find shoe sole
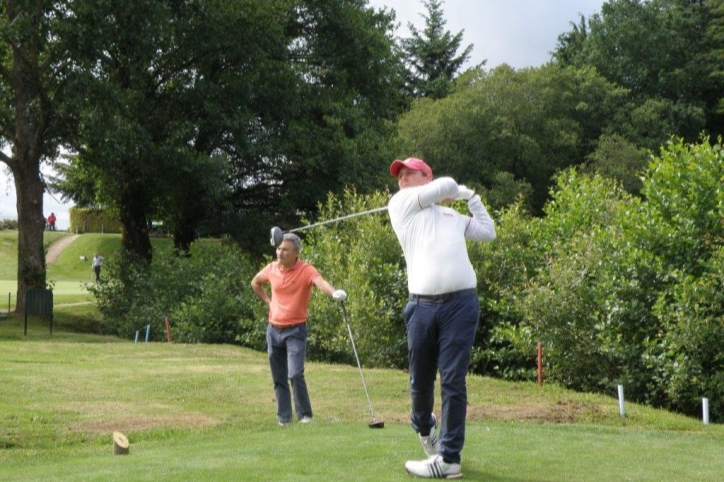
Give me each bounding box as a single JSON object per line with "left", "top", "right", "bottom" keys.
{"left": 405, "top": 468, "right": 463, "bottom": 479}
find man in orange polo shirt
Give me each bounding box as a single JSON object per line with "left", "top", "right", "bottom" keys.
{"left": 251, "top": 232, "right": 347, "bottom": 426}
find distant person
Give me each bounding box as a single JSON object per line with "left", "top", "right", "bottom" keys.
{"left": 250, "top": 233, "right": 347, "bottom": 426}
{"left": 91, "top": 252, "right": 105, "bottom": 283}
{"left": 47, "top": 212, "right": 56, "bottom": 231}
{"left": 387, "top": 157, "right": 496, "bottom": 479}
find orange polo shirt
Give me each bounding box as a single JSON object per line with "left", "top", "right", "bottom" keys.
{"left": 258, "top": 260, "right": 321, "bottom": 327}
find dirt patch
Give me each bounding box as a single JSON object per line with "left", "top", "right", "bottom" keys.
{"left": 467, "top": 400, "right": 599, "bottom": 423}
{"left": 68, "top": 412, "right": 219, "bottom": 433}
{"left": 64, "top": 401, "right": 220, "bottom": 433}
{"left": 340, "top": 401, "right": 599, "bottom": 426}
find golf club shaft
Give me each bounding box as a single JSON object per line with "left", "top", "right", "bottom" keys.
{"left": 288, "top": 206, "right": 388, "bottom": 234}
{"left": 341, "top": 302, "right": 377, "bottom": 419}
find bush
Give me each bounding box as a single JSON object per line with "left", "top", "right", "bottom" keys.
{"left": 91, "top": 241, "right": 260, "bottom": 346}
{"left": 468, "top": 202, "right": 542, "bottom": 380}
{"left": 649, "top": 248, "right": 724, "bottom": 422}
{"left": 302, "top": 189, "right": 408, "bottom": 367}
{"left": 512, "top": 170, "right": 662, "bottom": 398}
{"left": 639, "top": 137, "right": 724, "bottom": 419}
{"left": 69, "top": 207, "right": 123, "bottom": 233}
{"left": 1, "top": 218, "right": 18, "bottom": 230}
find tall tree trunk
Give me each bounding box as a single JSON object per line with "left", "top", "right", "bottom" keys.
{"left": 172, "top": 211, "right": 199, "bottom": 255}
{"left": 13, "top": 162, "right": 47, "bottom": 313}
{"left": 119, "top": 183, "right": 153, "bottom": 264}
{"left": 5, "top": 6, "right": 52, "bottom": 313}
{"left": 172, "top": 225, "right": 196, "bottom": 255}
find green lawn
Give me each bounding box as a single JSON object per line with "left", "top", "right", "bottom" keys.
{"left": 0, "top": 323, "right": 722, "bottom": 481}
{"left": 1, "top": 229, "right": 723, "bottom": 481}
{"left": 0, "top": 230, "right": 72, "bottom": 279}
{"left": 1, "top": 231, "right": 172, "bottom": 308}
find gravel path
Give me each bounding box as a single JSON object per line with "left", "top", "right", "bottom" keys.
{"left": 46, "top": 234, "right": 80, "bottom": 264}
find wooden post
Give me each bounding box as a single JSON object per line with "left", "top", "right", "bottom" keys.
{"left": 164, "top": 317, "right": 172, "bottom": 343}
{"left": 537, "top": 343, "right": 543, "bottom": 386}
{"left": 113, "top": 431, "right": 129, "bottom": 455}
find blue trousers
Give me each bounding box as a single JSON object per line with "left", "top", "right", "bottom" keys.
{"left": 404, "top": 291, "right": 479, "bottom": 464}
{"left": 267, "top": 323, "right": 312, "bottom": 423}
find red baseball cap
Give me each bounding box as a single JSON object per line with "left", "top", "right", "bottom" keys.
{"left": 389, "top": 158, "right": 433, "bottom": 179}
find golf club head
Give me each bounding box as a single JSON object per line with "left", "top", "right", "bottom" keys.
{"left": 368, "top": 420, "right": 384, "bottom": 429}
{"left": 270, "top": 226, "right": 284, "bottom": 247}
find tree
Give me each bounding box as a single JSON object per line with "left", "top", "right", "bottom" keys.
{"left": 0, "top": 0, "right": 76, "bottom": 311}
{"left": 553, "top": 13, "right": 588, "bottom": 65}
{"left": 54, "top": 0, "right": 406, "bottom": 255}
{"left": 400, "top": 0, "right": 474, "bottom": 99}
{"left": 232, "top": 0, "right": 407, "bottom": 247}
{"left": 59, "top": 0, "right": 297, "bottom": 260}
{"left": 553, "top": 0, "right": 724, "bottom": 137}
{"left": 394, "top": 64, "right": 629, "bottom": 213}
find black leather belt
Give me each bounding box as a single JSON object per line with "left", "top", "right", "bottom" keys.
{"left": 409, "top": 288, "right": 477, "bottom": 303}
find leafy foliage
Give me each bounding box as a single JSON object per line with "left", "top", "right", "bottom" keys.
{"left": 554, "top": 0, "right": 723, "bottom": 137}
{"left": 69, "top": 207, "right": 123, "bottom": 234}
{"left": 400, "top": 0, "right": 474, "bottom": 99}
{"left": 640, "top": 136, "right": 724, "bottom": 275}
{"left": 300, "top": 189, "right": 408, "bottom": 367}
{"left": 650, "top": 248, "right": 724, "bottom": 418}
{"left": 493, "top": 138, "right": 724, "bottom": 419}
{"left": 91, "top": 241, "right": 260, "bottom": 346}
{"left": 395, "top": 64, "right": 628, "bottom": 213}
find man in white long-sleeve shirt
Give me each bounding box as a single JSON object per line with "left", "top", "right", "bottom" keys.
{"left": 388, "top": 157, "right": 496, "bottom": 479}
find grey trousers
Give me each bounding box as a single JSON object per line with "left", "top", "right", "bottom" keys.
{"left": 267, "top": 323, "right": 312, "bottom": 423}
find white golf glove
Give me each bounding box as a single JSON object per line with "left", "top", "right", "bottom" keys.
{"left": 332, "top": 289, "right": 347, "bottom": 301}
{"left": 456, "top": 185, "right": 475, "bottom": 201}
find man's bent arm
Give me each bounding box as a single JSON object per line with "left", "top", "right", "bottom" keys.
{"left": 251, "top": 273, "right": 271, "bottom": 306}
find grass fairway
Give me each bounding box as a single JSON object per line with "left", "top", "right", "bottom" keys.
{"left": 0, "top": 230, "right": 73, "bottom": 280}
{"left": 2, "top": 230, "right": 723, "bottom": 480}
{"left": 1, "top": 324, "right": 723, "bottom": 481}
{"left": 1, "top": 231, "right": 172, "bottom": 308}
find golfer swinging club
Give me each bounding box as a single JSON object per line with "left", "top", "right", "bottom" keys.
{"left": 251, "top": 233, "right": 347, "bottom": 426}
{"left": 388, "top": 158, "right": 496, "bottom": 479}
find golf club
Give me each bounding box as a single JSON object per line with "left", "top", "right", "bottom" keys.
{"left": 340, "top": 301, "right": 384, "bottom": 429}
{"left": 269, "top": 206, "right": 388, "bottom": 247}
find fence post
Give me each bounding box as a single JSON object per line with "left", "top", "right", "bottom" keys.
{"left": 164, "top": 317, "right": 172, "bottom": 343}
{"left": 617, "top": 385, "right": 626, "bottom": 417}
{"left": 537, "top": 343, "right": 543, "bottom": 386}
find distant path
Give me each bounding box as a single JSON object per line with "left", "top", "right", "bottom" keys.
{"left": 55, "top": 301, "right": 94, "bottom": 307}
{"left": 46, "top": 234, "right": 80, "bottom": 264}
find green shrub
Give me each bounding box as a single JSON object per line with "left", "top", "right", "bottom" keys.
{"left": 649, "top": 248, "right": 724, "bottom": 422}
{"left": 513, "top": 170, "right": 662, "bottom": 398}
{"left": 69, "top": 207, "right": 123, "bottom": 233}
{"left": 91, "top": 241, "right": 260, "bottom": 345}
{"left": 468, "top": 202, "right": 542, "bottom": 380}
{"left": 1, "top": 218, "right": 18, "bottom": 230}
{"left": 639, "top": 137, "right": 724, "bottom": 419}
{"left": 302, "top": 189, "right": 408, "bottom": 367}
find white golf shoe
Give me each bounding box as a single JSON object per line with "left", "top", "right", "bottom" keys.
{"left": 419, "top": 413, "right": 441, "bottom": 457}
{"left": 405, "top": 454, "right": 462, "bottom": 479}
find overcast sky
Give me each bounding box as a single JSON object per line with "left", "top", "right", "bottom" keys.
{"left": 0, "top": 0, "right": 606, "bottom": 230}
{"left": 369, "top": 0, "right": 606, "bottom": 69}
